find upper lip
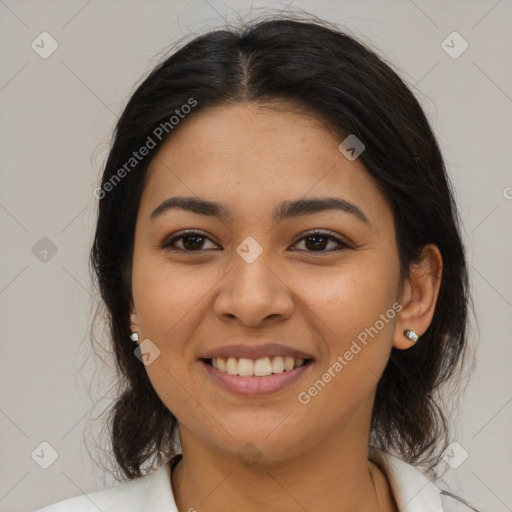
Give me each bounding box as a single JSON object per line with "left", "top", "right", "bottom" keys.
{"left": 200, "top": 343, "right": 315, "bottom": 361}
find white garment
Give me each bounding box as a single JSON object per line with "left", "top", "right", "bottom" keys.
{"left": 34, "top": 450, "right": 476, "bottom": 511}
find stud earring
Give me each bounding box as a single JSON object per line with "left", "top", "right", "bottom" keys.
{"left": 403, "top": 329, "right": 419, "bottom": 343}
{"left": 130, "top": 331, "right": 139, "bottom": 342}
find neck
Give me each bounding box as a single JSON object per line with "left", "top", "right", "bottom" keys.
{"left": 171, "top": 421, "right": 396, "bottom": 512}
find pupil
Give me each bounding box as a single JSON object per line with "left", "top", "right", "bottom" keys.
{"left": 184, "top": 235, "right": 204, "bottom": 250}
{"left": 306, "top": 235, "right": 327, "bottom": 251}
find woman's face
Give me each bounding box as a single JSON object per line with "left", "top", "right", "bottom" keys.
{"left": 130, "top": 102, "right": 405, "bottom": 461}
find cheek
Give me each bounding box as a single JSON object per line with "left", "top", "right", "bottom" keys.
{"left": 291, "top": 273, "right": 398, "bottom": 435}
{"left": 131, "top": 248, "right": 214, "bottom": 341}
{"left": 130, "top": 275, "right": 204, "bottom": 427}
{"left": 130, "top": 254, "right": 222, "bottom": 407}
{"left": 297, "top": 255, "right": 399, "bottom": 345}
{"left": 292, "top": 254, "right": 400, "bottom": 405}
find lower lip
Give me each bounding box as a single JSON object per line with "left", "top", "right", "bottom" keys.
{"left": 200, "top": 360, "right": 314, "bottom": 397}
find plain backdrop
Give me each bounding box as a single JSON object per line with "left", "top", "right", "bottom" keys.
{"left": 1, "top": 1, "right": 511, "bottom": 511}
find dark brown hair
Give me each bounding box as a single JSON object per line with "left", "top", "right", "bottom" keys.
{"left": 89, "top": 11, "right": 474, "bottom": 489}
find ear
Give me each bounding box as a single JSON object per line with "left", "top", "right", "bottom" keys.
{"left": 129, "top": 300, "right": 139, "bottom": 331}
{"left": 394, "top": 244, "right": 443, "bottom": 349}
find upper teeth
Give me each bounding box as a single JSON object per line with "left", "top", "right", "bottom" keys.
{"left": 210, "top": 356, "right": 307, "bottom": 377}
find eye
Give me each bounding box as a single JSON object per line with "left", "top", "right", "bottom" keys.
{"left": 291, "top": 230, "right": 351, "bottom": 253}
{"left": 160, "top": 230, "right": 219, "bottom": 252}
{"left": 160, "top": 229, "right": 350, "bottom": 253}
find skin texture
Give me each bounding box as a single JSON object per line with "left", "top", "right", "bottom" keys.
{"left": 129, "top": 102, "right": 442, "bottom": 512}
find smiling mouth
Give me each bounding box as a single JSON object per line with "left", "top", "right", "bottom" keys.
{"left": 201, "top": 356, "right": 314, "bottom": 377}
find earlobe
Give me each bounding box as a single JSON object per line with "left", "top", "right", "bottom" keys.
{"left": 129, "top": 310, "right": 140, "bottom": 343}
{"left": 130, "top": 303, "right": 140, "bottom": 330}
{"left": 393, "top": 244, "right": 443, "bottom": 350}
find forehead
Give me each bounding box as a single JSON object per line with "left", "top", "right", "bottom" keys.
{"left": 139, "top": 102, "right": 392, "bottom": 227}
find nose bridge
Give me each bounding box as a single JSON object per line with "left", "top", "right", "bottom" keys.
{"left": 231, "top": 236, "right": 279, "bottom": 293}
{"left": 214, "top": 235, "right": 293, "bottom": 324}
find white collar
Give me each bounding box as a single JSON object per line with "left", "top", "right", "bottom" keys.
{"left": 149, "top": 449, "right": 445, "bottom": 512}
{"left": 369, "top": 448, "right": 444, "bottom": 511}
{"left": 39, "top": 449, "right": 455, "bottom": 511}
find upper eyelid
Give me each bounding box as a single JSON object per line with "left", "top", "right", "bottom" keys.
{"left": 162, "top": 229, "right": 219, "bottom": 248}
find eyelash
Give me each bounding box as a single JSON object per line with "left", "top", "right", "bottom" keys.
{"left": 159, "top": 229, "right": 352, "bottom": 254}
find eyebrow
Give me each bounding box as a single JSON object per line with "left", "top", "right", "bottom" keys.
{"left": 150, "top": 196, "right": 370, "bottom": 225}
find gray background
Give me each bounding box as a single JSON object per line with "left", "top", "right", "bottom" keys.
{"left": 1, "top": 1, "right": 511, "bottom": 511}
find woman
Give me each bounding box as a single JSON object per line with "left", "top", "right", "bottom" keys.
{"left": 36, "top": 12, "right": 478, "bottom": 512}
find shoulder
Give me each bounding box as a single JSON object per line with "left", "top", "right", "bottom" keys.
{"left": 369, "top": 448, "right": 478, "bottom": 512}
{"left": 33, "top": 462, "right": 177, "bottom": 512}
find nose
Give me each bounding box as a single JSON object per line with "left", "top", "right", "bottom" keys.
{"left": 212, "top": 250, "right": 295, "bottom": 328}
